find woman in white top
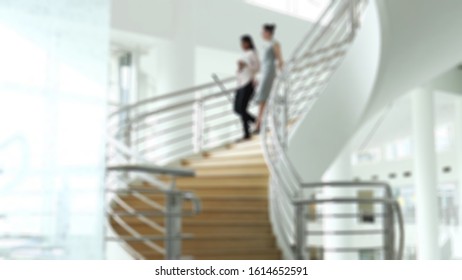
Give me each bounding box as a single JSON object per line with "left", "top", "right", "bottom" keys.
{"left": 234, "top": 35, "right": 260, "bottom": 141}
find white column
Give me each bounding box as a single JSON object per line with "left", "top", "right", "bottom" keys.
{"left": 322, "top": 144, "right": 356, "bottom": 260}
{"left": 411, "top": 88, "right": 440, "bottom": 259}
{"left": 157, "top": 0, "right": 196, "bottom": 93}
{"left": 455, "top": 97, "right": 462, "bottom": 239}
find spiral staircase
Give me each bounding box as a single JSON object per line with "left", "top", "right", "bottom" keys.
{"left": 105, "top": 0, "right": 405, "bottom": 260}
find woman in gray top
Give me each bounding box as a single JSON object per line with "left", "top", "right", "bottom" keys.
{"left": 254, "top": 24, "right": 284, "bottom": 133}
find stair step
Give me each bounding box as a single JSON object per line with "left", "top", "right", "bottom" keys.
{"left": 154, "top": 175, "right": 269, "bottom": 187}
{"left": 175, "top": 176, "right": 269, "bottom": 187}
{"left": 127, "top": 237, "right": 276, "bottom": 252}
{"left": 116, "top": 196, "right": 268, "bottom": 210}
{"left": 196, "top": 167, "right": 268, "bottom": 177}
{"left": 140, "top": 249, "right": 281, "bottom": 260}
{"left": 206, "top": 149, "right": 263, "bottom": 159}
{"left": 185, "top": 210, "right": 269, "bottom": 222}
{"left": 114, "top": 203, "right": 268, "bottom": 213}
{"left": 128, "top": 186, "right": 268, "bottom": 197}
{"left": 180, "top": 187, "right": 268, "bottom": 197}
{"left": 108, "top": 133, "right": 281, "bottom": 259}
{"left": 112, "top": 222, "right": 273, "bottom": 237}
{"left": 186, "top": 157, "right": 266, "bottom": 168}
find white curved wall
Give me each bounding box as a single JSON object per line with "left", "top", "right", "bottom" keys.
{"left": 288, "top": 2, "right": 382, "bottom": 182}
{"left": 364, "top": 0, "right": 462, "bottom": 119}
{"left": 289, "top": 0, "right": 462, "bottom": 182}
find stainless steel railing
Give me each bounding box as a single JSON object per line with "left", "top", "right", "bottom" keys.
{"left": 105, "top": 69, "right": 257, "bottom": 259}
{"left": 105, "top": 0, "right": 404, "bottom": 260}
{"left": 107, "top": 75, "right": 254, "bottom": 165}
{"left": 261, "top": 0, "right": 405, "bottom": 259}
{"left": 105, "top": 137, "right": 201, "bottom": 260}
{"left": 294, "top": 182, "right": 404, "bottom": 260}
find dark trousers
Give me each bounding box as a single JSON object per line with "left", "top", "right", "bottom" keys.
{"left": 234, "top": 82, "right": 256, "bottom": 139}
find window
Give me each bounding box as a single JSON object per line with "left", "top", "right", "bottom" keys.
{"left": 385, "top": 138, "right": 411, "bottom": 161}
{"left": 352, "top": 148, "right": 382, "bottom": 165}
{"left": 435, "top": 125, "right": 452, "bottom": 152}
{"left": 246, "top": 0, "right": 332, "bottom": 22}
{"left": 396, "top": 138, "right": 411, "bottom": 159}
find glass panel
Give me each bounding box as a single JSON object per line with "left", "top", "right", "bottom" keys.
{"left": 0, "top": 0, "right": 109, "bottom": 259}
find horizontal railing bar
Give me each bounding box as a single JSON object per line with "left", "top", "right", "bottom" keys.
{"left": 306, "top": 229, "right": 386, "bottom": 236}
{"left": 111, "top": 213, "right": 166, "bottom": 255}
{"left": 301, "top": 181, "right": 391, "bottom": 190}
{"left": 106, "top": 235, "right": 193, "bottom": 242}
{"left": 107, "top": 164, "right": 195, "bottom": 177}
{"left": 203, "top": 98, "right": 232, "bottom": 111}
{"left": 203, "top": 128, "right": 242, "bottom": 144}
{"left": 154, "top": 148, "right": 195, "bottom": 166}
{"left": 292, "top": 50, "right": 346, "bottom": 72}
{"left": 307, "top": 213, "right": 387, "bottom": 219}
{"left": 135, "top": 116, "right": 194, "bottom": 135}
{"left": 142, "top": 141, "right": 193, "bottom": 159}
{"left": 131, "top": 191, "right": 165, "bottom": 212}
{"left": 134, "top": 123, "right": 193, "bottom": 145}
{"left": 110, "top": 76, "right": 236, "bottom": 117}
{"left": 108, "top": 210, "right": 197, "bottom": 217}
{"left": 294, "top": 198, "right": 395, "bottom": 206}
{"left": 137, "top": 130, "right": 193, "bottom": 151}
{"left": 106, "top": 188, "right": 183, "bottom": 195}
{"left": 133, "top": 106, "right": 194, "bottom": 127}
{"left": 204, "top": 118, "right": 241, "bottom": 134}
{"left": 310, "top": 246, "right": 385, "bottom": 253}
{"left": 290, "top": 0, "right": 339, "bottom": 59}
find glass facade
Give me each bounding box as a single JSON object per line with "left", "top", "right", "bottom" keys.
{"left": 0, "top": 0, "right": 109, "bottom": 259}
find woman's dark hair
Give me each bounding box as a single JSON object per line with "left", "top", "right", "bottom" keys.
{"left": 241, "top": 35, "right": 256, "bottom": 50}
{"left": 263, "top": 23, "right": 276, "bottom": 34}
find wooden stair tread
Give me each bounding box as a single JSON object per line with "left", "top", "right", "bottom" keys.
{"left": 109, "top": 133, "right": 281, "bottom": 260}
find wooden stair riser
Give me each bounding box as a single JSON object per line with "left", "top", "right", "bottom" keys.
{"left": 112, "top": 223, "right": 274, "bottom": 236}
{"left": 126, "top": 238, "right": 277, "bottom": 253}
{"left": 114, "top": 199, "right": 268, "bottom": 211}
{"left": 109, "top": 137, "right": 281, "bottom": 260}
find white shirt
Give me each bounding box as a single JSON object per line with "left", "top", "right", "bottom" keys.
{"left": 237, "top": 50, "right": 260, "bottom": 88}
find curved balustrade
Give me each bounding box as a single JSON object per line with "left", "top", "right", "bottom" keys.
{"left": 107, "top": 76, "right": 253, "bottom": 165}
{"left": 261, "top": 0, "right": 405, "bottom": 260}
{"left": 105, "top": 0, "right": 404, "bottom": 260}
{"left": 105, "top": 70, "right": 258, "bottom": 259}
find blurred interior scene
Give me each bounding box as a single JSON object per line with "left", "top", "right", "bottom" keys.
{"left": 0, "top": 0, "right": 462, "bottom": 260}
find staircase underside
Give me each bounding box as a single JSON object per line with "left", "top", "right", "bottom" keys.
{"left": 110, "top": 137, "right": 282, "bottom": 260}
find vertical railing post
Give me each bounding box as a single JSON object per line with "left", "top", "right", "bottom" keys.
{"left": 295, "top": 203, "right": 307, "bottom": 260}
{"left": 350, "top": 0, "right": 358, "bottom": 37}
{"left": 388, "top": 202, "right": 396, "bottom": 259}
{"left": 165, "top": 177, "right": 183, "bottom": 260}
{"left": 382, "top": 201, "right": 390, "bottom": 259}
{"left": 194, "top": 100, "right": 204, "bottom": 153}
{"left": 382, "top": 201, "right": 395, "bottom": 260}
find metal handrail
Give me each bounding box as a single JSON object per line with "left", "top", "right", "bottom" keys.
{"left": 107, "top": 164, "right": 195, "bottom": 178}
{"left": 105, "top": 0, "right": 404, "bottom": 260}
{"left": 293, "top": 192, "right": 404, "bottom": 260}
{"left": 105, "top": 137, "right": 201, "bottom": 259}
{"left": 260, "top": 0, "right": 405, "bottom": 260}
{"left": 109, "top": 76, "right": 236, "bottom": 117}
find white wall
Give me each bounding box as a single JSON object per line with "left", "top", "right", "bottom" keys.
{"left": 288, "top": 1, "right": 382, "bottom": 182}
{"left": 111, "top": 0, "right": 314, "bottom": 95}
{"left": 364, "top": 0, "right": 462, "bottom": 118}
